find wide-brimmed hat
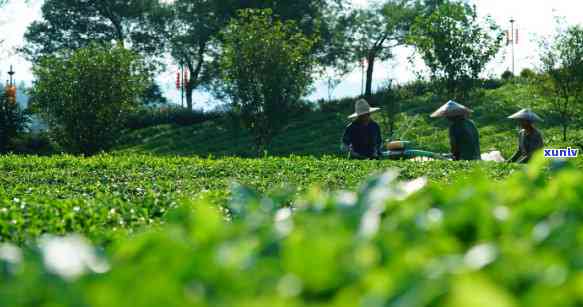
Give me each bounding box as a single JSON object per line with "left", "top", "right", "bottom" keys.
{"left": 430, "top": 100, "right": 472, "bottom": 118}
{"left": 508, "top": 108, "right": 543, "bottom": 122}
{"left": 348, "top": 99, "right": 381, "bottom": 119}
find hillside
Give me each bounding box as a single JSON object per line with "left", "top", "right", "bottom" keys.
{"left": 116, "top": 81, "right": 582, "bottom": 159}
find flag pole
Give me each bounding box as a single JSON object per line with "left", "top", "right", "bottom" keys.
{"left": 180, "top": 64, "right": 184, "bottom": 108}
{"left": 510, "top": 18, "right": 516, "bottom": 76}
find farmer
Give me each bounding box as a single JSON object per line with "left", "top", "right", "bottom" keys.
{"left": 507, "top": 108, "right": 544, "bottom": 163}
{"left": 431, "top": 100, "right": 481, "bottom": 161}
{"left": 342, "top": 98, "right": 383, "bottom": 160}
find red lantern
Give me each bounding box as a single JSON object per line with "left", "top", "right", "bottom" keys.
{"left": 176, "top": 71, "right": 181, "bottom": 90}
{"left": 5, "top": 85, "right": 16, "bottom": 101}
{"left": 183, "top": 69, "right": 189, "bottom": 85}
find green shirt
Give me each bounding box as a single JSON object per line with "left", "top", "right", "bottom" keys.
{"left": 449, "top": 119, "right": 481, "bottom": 161}
{"left": 509, "top": 128, "right": 544, "bottom": 163}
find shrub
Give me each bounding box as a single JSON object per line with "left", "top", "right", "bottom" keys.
{"left": 29, "top": 44, "right": 151, "bottom": 155}
{"left": 481, "top": 78, "right": 505, "bottom": 90}
{"left": 8, "top": 132, "right": 56, "bottom": 155}
{"left": 519, "top": 68, "right": 536, "bottom": 80}
{"left": 1, "top": 156, "right": 583, "bottom": 306}
{"left": 403, "top": 79, "right": 433, "bottom": 97}
{"left": 501, "top": 70, "right": 514, "bottom": 80}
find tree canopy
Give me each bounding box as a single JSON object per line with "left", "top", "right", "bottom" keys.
{"left": 30, "top": 44, "right": 151, "bottom": 155}
{"left": 537, "top": 24, "right": 583, "bottom": 141}
{"left": 220, "top": 9, "right": 317, "bottom": 152}
{"left": 409, "top": 0, "right": 504, "bottom": 101}
{"left": 341, "top": 0, "right": 419, "bottom": 97}
{"left": 21, "top": 0, "right": 166, "bottom": 64}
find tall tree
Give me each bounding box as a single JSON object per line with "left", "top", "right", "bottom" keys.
{"left": 21, "top": 0, "right": 165, "bottom": 64}
{"left": 152, "top": 0, "right": 349, "bottom": 110}
{"left": 148, "top": 0, "right": 232, "bottom": 111}
{"left": 537, "top": 24, "right": 583, "bottom": 141}
{"left": 344, "top": 0, "right": 418, "bottom": 97}
{"left": 409, "top": 0, "right": 503, "bottom": 101}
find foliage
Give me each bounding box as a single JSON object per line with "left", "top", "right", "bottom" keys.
{"left": 0, "top": 153, "right": 524, "bottom": 243}
{"left": 220, "top": 9, "right": 318, "bottom": 152}
{"left": 146, "top": 0, "right": 233, "bottom": 110}
{"left": 536, "top": 24, "right": 583, "bottom": 141}
{"left": 29, "top": 44, "right": 151, "bottom": 155}
{"left": 409, "top": 1, "right": 504, "bottom": 102}
{"left": 1, "top": 156, "right": 583, "bottom": 306}
{"left": 374, "top": 81, "right": 408, "bottom": 139}
{"left": 342, "top": 0, "right": 419, "bottom": 97}
{"left": 118, "top": 81, "right": 581, "bottom": 160}
{"left": 231, "top": 0, "right": 350, "bottom": 69}
{"left": 519, "top": 68, "right": 537, "bottom": 80}
{"left": 501, "top": 70, "right": 514, "bottom": 81}
{"left": 149, "top": 0, "right": 348, "bottom": 110}
{"left": 140, "top": 82, "right": 168, "bottom": 106}
{"left": 6, "top": 132, "right": 55, "bottom": 155}
{"left": 20, "top": 0, "right": 165, "bottom": 65}
{"left": 0, "top": 94, "right": 28, "bottom": 153}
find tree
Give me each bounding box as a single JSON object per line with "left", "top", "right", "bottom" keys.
{"left": 537, "top": 25, "right": 583, "bottom": 141}
{"left": 151, "top": 0, "right": 349, "bottom": 110}
{"left": 409, "top": 1, "right": 504, "bottom": 101}
{"left": 20, "top": 0, "right": 165, "bottom": 64}
{"left": 29, "top": 44, "right": 151, "bottom": 155}
{"left": 344, "top": 0, "right": 418, "bottom": 97}
{"left": 220, "top": 9, "right": 318, "bottom": 152}
{"left": 147, "top": 0, "right": 233, "bottom": 111}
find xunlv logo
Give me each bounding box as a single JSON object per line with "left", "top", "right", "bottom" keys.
{"left": 544, "top": 148, "right": 579, "bottom": 158}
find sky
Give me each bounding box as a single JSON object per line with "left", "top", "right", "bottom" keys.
{"left": 1, "top": 0, "right": 583, "bottom": 109}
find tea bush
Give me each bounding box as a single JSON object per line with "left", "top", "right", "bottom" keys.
{"left": 1, "top": 156, "right": 582, "bottom": 306}
{"left": 0, "top": 154, "right": 524, "bottom": 244}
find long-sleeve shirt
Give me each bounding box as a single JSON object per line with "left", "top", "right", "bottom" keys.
{"left": 449, "top": 118, "right": 481, "bottom": 161}
{"left": 509, "top": 128, "right": 544, "bottom": 163}
{"left": 342, "top": 121, "right": 382, "bottom": 159}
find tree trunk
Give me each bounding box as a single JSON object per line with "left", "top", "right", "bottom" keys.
{"left": 182, "top": 42, "right": 206, "bottom": 111}
{"left": 185, "top": 81, "right": 193, "bottom": 111}
{"left": 365, "top": 54, "right": 375, "bottom": 98}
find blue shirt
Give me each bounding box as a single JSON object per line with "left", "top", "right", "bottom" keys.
{"left": 342, "top": 121, "right": 382, "bottom": 158}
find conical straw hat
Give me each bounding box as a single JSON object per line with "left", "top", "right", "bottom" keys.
{"left": 430, "top": 100, "right": 472, "bottom": 118}
{"left": 508, "top": 108, "right": 543, "bottom": 122}
{"left": 348, "top": 99, "right": 381, "bottom": 119}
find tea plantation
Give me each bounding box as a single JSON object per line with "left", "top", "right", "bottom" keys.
{"left": 1, "top": 154, "right": 521, "bottom": 243}
{"left": 3, "top": 79, "right": 583, "bottom": 305}
{"left": 1, "top": 154, "right": 583, "bottom": 306}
